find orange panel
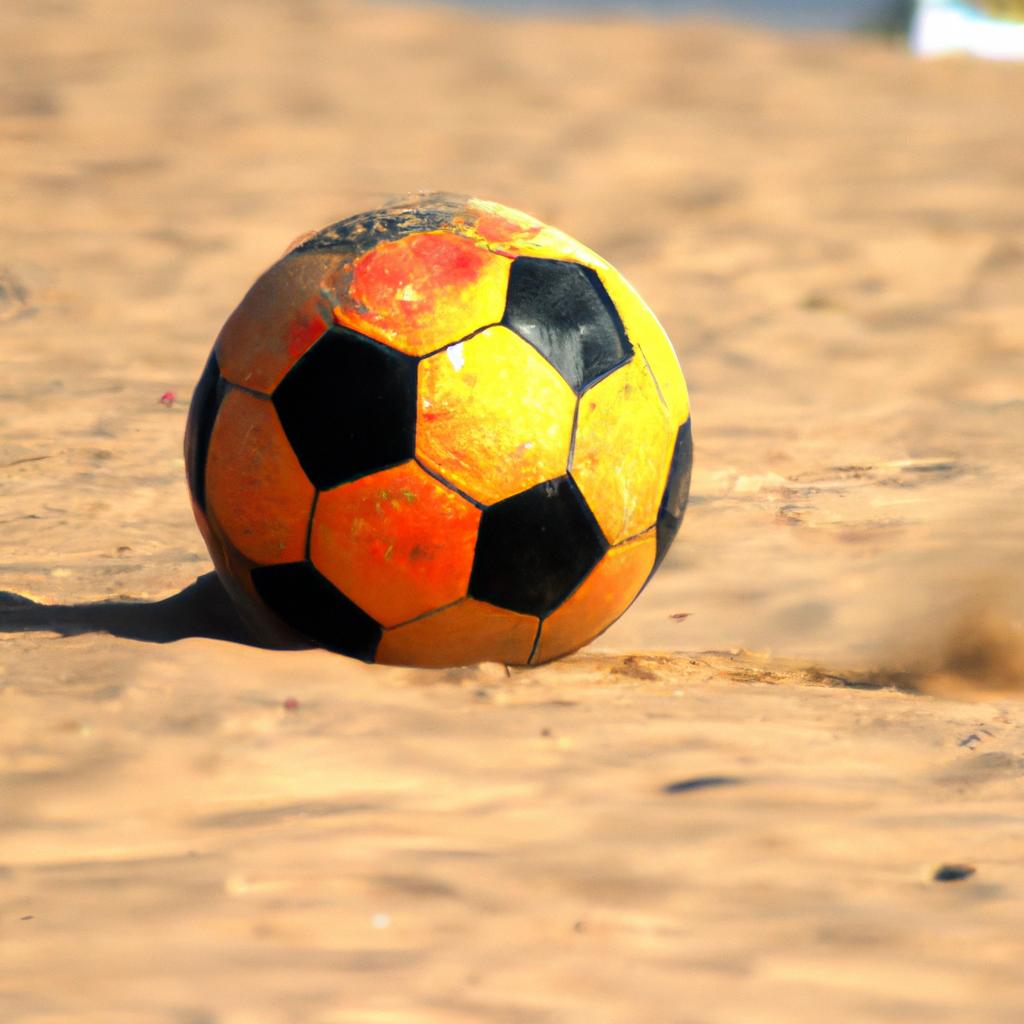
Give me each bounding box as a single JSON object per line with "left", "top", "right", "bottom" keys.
{"left": 570, "top": 358, "right": 675, "bottom": 546}
{"left": 465, "top": 198, "right": 609, "bottom": 269}
{"left": 332, "top": 231, "right": 511, "bottom": 357}
{"left": 310, "top": 461, "right": 481, "bottom": 628}
{"left": 214, "top": 251, "right": 341, "bottom": 395}
{"left": 417, "top": 326, "right": 576, "bottom": 506}
{"left": 205, "top": 388, "right": 315, "bottom": 565}
{"left": 597, "top": 267, "right": 690, "bottom": 428}
{"left": 377, "top": 598, "right": 538, "bottom": 667}
{"left": 533, "top": 531, "right": 656, "bottom": 665}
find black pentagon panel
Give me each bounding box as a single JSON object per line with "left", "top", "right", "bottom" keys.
{"left": 470, "top": 476, "right": 608, "bottom": 618}
{"left": 273, "top": 326, "right": 418, "bottom": 491}
{"left": 184, "top": 350, "right": 227, "bottom": 513}
{"left": 654, "top": 419, "right": 693, "bottom": 571}
{"left": 251, "top": 561, "right": 382, "bottom": 662}
{"left": 503, "top": 257, "right": 633, "bottom": 395}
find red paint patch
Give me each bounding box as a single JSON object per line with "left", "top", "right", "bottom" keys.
{"left": 286, "top": 303, "right": 329, "bottom": 361}
{"left": 334, "top": 231, "right": 511, "bottom": 356}
{"left": 351, "top": 232, "right": 488, "bottom": 319}
{"left": 473, "top": 210, "right": 541, "bottom": 246}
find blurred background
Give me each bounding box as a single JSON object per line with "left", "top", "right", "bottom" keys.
{"left": 430, "top": 0, "right": 915, "bottom": 31}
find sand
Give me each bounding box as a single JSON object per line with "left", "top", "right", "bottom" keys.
{"left": 2, "top": 1, "right": 1023, "bottom": 1020}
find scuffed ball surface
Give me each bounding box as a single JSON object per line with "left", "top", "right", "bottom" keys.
{"left": 185, "top": 194, "right": 691, "bottom": 666}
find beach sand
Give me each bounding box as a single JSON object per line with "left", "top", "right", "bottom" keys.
{"left": 2, "top": 1, "right": 1023, "bottom": 1020}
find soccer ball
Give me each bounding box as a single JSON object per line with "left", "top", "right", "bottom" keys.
{"left": 185, "top": 194, "right": 692, "bottom": 666}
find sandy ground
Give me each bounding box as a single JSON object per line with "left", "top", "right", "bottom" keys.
{"left": 2, "top": 1, "right": 1024, "bottom": 1021}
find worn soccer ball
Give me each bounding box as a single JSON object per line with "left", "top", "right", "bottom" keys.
{"left": 185, "top": 194, "right": 692, "bottom": 666}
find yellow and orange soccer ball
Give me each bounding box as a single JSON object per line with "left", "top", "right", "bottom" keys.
{"left": 185, "top": 194, "right": 692, "bottom": 666}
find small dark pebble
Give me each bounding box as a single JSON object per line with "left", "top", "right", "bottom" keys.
{"left": 20, "top": 915, "right": 33, "bottom": 921}
{"left": 540, "top": 728, "right": 552, "bottom": 738}
{"left": 282, "top": 697, "right": 300, "bottom": 712}
{"left": 573, "top": 920, "right": 586, "bottom": 933}
{"left": 663, "top": 775, "right": 742, "bottom": 794}
{"left": 933, "top": 864, "right": 976, "bottom": 883}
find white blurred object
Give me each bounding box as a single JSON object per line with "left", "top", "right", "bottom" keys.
{"left": 912, "top": 0, "right": 1024, "bottom": 59}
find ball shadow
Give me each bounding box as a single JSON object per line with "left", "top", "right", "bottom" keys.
{"left": 0, "top": 572, "right": 294, "bottom": 649}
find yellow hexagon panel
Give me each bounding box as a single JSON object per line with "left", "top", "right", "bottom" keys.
{"left": 331, "top": 231, "right": 511, "bottom": 357}
{"left": 417, "top": 326, "right": 577, "bottom": 506}
{"left": 376, "top": 598, "right": 539, "bottom": 668}
{"left": 215, "top": 251, "right": 339, "bottom": 395}
{"left": 597, "top": 268, "right": 690, "bottom": 428}
{"left": 532, "top": 528, "right": 651, "bottom": 663}
{"left": 533, "top": 531, "right": 657, "bottom": 665}
{"left": 205, "top": 388, "right": 316, "bottom": 566}
{"left": 465, "top": 198, "right": 609, "bottom": 270}
{"left": 310, "top": 461, "right": 481, "bottom": 629}
{"left": 571, "top": 358, "right": 675, "bottom": 546}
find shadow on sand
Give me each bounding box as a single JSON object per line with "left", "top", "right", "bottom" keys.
{"left": 0, "top": 572, "right": 291, "bottom": 649}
